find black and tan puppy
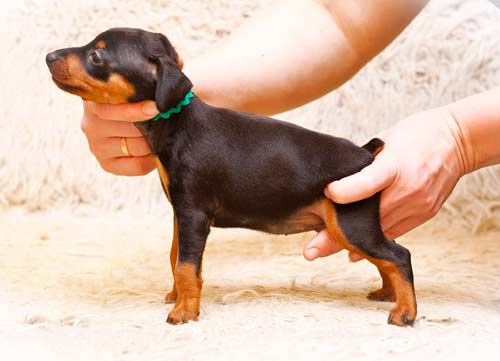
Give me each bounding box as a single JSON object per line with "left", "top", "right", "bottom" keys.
{"left": 46, "top": 28, "right": 417, "bottom": 326}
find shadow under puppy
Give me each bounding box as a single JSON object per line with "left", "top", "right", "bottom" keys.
{"left": 46, "top": 28, "right": 417, "bottom": 326}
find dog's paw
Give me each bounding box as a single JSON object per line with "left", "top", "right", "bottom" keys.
{"left": 367, "top": 288, "right": 396, "bottom": 302}
{"left": 387, "top": 305, "right": 416, "bottom": 327}
{"left": 164, "top": 290, "right": 177, "bottom": 304}
{"left": 166, "top": 304, "right": 199, "bottom": 325}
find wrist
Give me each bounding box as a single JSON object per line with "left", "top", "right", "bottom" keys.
{"left": 446, "top": 87, "right": 500, "bottom": 173}
{"left": 442, "top": 105, "right": 476, "bottom": 176}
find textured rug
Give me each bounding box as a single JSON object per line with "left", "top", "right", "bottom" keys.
{"left": 1, "top": 0, "right": 500, "bottom": 360}
{"left": 0, "top": 211, "right": 499, "bottom": 361}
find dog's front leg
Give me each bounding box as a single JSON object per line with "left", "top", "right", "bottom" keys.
{"left": 166, "top": 208, "right": 211, "bottom": 325}
{"left": 164, "top": 215, "right": 178, "bottom": 303}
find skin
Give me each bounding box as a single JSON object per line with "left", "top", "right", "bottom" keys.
{"left": 80, "top": 0, "right": 500, "bottom": 261}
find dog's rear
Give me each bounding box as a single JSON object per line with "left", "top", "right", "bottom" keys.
{"left": 46, "top": 27, "right": 416, "bottom": 326}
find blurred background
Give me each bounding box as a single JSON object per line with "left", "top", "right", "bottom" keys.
{"left": 0, "top": 0, "right": 498, "bottom": 231}
{"left": 0, "top": 1, "right": 499, "bottom": 360}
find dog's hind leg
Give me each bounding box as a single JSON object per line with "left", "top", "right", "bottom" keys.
{"left": 317, "top": 196, "right": 417, "bottom": 326}
{"left": 367, "top": 267, "right": 396, "bottom": 302}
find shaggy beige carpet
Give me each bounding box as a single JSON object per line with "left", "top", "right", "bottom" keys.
{"left": 1, "top": 0, "right": 500, "bottom": 360}
{"left": 0, "top": 211, "right": 499, "bottom": 361}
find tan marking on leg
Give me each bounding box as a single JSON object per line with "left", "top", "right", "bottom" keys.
{"left": 165, "top": 215, "right": 178, "bottom": 303}
{"left": 376, "top": 261, "right": 417, "bottom": 326}
{"left": 167, "top": 263, "right": 202, "bottom": 324}
{"left": 315, "top": 198, "right": 417, "bottom": 326}
{"left": 368, "top": 268, "right": 396, "bottom": 302}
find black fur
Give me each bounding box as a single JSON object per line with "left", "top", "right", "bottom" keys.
{"left": 46, "top": 28, "right": 417, "bottom": 325}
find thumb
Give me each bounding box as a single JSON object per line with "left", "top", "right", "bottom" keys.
{"left": 85, "top": 100, "right": 159, "bottom": 122}
{"left": 303, "top": 229, "right": 343, "bottom": 261}
{"left": 325, "top": 152, "right": 397, "bottom": 204}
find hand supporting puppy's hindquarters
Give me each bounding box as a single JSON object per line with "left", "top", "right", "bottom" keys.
{"left": 304, "top": 106, "right": 467, "bottom": 261}
{"left": 81, "top": 100, "right": 159, "bottom": 175}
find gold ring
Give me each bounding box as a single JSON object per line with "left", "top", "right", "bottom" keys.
{"left": 120, "top": 137, "right": 131, "bottom": 156}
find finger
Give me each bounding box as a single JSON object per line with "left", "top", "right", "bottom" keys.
{"left": 384, "top": 214, "right": 431, "bottom": 239}
{"left": 82, "top": 116, "right": 144, "bottom": 139}
{"left": 325, "top": 153, "right": 398, "bottom": 204}
{"left": 94, "top": 137, "right": 151, "bottom": 159}
{"left": 85, "top": 100, "right": 159, "bottom": 122}
{"left": 380, "top": 203, "right": 417, "bottom": 234}
{"left": 303, "top": 229, "right": 344, "bottom": 261}
{"left": 99, "top": 155, "right": 156, "bottom": 176}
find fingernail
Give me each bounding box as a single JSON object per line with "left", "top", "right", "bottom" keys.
{"left": 305, "top": 248, "right": 320, "bottom": 260}
{"left": 142, "top": 101, "right": 159, "bottom": 116}
{"left": 324, "top": 183, "right": 335, "bottom": 199}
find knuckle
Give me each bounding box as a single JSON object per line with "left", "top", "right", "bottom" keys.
{"left": 98, "top": 159, "right": 112, "bottom": 173}
{"left": 136, "top": 159, "right": 152, "bottom": 175}
{"left": 100, "top": 160, "right": 120, "bottom": 175}
{"left": 80, "top": 117, "right": 92, "bottom": 134}
{"left": 85, "top": 101, "right": 103, "bottom": 117}
{"left": 87, "top": 140, "right": 100, "bottom": 156}
{"left": 93, "top": 103, "right": 110, "bottom": 119}
{"left": 429, "top": 202, "right": 442, "bottom": 217}
{"left": 421, "top": 195, "right": 437, "bottom": 212}
{"left": 406, "top": 182, "right": 424, "bottom": 198}
{"left": 139, "top": 140, "right": 152, "bottom": 155}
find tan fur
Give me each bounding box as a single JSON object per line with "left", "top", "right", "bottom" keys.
{"left": 367, "top": 268, "right": 396, "bottom": 302}
{"left": 153, "top": 156, "right": 171, "bottom": 202}
{"left": 167, "top": 263, "right": 202, "bottom": 324}
{"left": 316, "top": 198, "right": 417, "bottom": 326}
{"left": 61, "top": 54, "right": 135, "bottom": 103}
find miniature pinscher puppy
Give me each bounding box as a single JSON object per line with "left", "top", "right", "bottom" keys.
{"left": 46, "top": 28, "right": 417, "bottom": 326}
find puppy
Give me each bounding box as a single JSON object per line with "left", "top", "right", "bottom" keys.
{"left": 46, "top": 28, "right": 416, "bottom": 326}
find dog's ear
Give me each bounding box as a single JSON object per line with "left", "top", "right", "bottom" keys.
{"left": 155, "top": 55, "right": 192, "bottom": 113}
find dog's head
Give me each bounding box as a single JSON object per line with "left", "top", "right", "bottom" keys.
{"left": 46, "top": 27, "right": 192, "bottom": 112}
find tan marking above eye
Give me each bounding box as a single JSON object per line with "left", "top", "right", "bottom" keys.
{"left": 63, "top": 54, "right": 135, "bottom": 103}
{"left": 95, "top": 40, "right": 106, "bottom": 48}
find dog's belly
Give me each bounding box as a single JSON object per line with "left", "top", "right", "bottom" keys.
{"left": 212, "top": 199, "right": 327, "bottom": 235}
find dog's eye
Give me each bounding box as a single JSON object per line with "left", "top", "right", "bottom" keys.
{"left": 90, "top": 51, "right": 102, "bottom": 65}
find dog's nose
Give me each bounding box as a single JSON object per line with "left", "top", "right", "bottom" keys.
{"left": 46, "top": 52, "right": 58, "bottom": 66}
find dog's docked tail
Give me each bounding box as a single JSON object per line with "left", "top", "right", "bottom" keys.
{"left": 362, "top": 138, "right": 385, "bottom": 156}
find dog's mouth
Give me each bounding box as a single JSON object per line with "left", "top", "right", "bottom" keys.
{"left": 47, "top": 52, "right": 136, "bottom": 103}
{"left": 51, "top": 76, "right": 85, "bottom": 94}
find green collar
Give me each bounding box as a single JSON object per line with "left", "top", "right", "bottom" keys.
{"left": 151, "top": 90, "right": 194, "bottom": 121}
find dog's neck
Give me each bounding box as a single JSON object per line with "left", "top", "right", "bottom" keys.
{"left": 151, "top": 90, "right": 194, "bottom": 122}
{"left": 134, "top": 92, "right": 205, "bottom": 156}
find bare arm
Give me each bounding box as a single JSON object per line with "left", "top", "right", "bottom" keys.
{"left": 448, "top": 86, "right": 500, "bottom": 172}
{"left": 80, "top": 0, "right": 428, "bottom": 175}
{"left": 185, "top": 0, "right": 429, "bottom": 114}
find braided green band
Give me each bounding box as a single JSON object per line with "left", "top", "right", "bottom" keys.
{"left": 152, "top": 90, "right": 194, "bottom": 121}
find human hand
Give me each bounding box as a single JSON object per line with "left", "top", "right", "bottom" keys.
{"left": 81, "top": 100, "right": 160, "bottom": 175}
{"left": 303, "top": 106, "right": 467, "bottom": 261}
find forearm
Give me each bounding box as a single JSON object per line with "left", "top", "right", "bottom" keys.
{"left": 448, "top": 86, "right": 500, "bottom": 173}
{"left": 184, "top": 0, "right": 429, "bottom": 115}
